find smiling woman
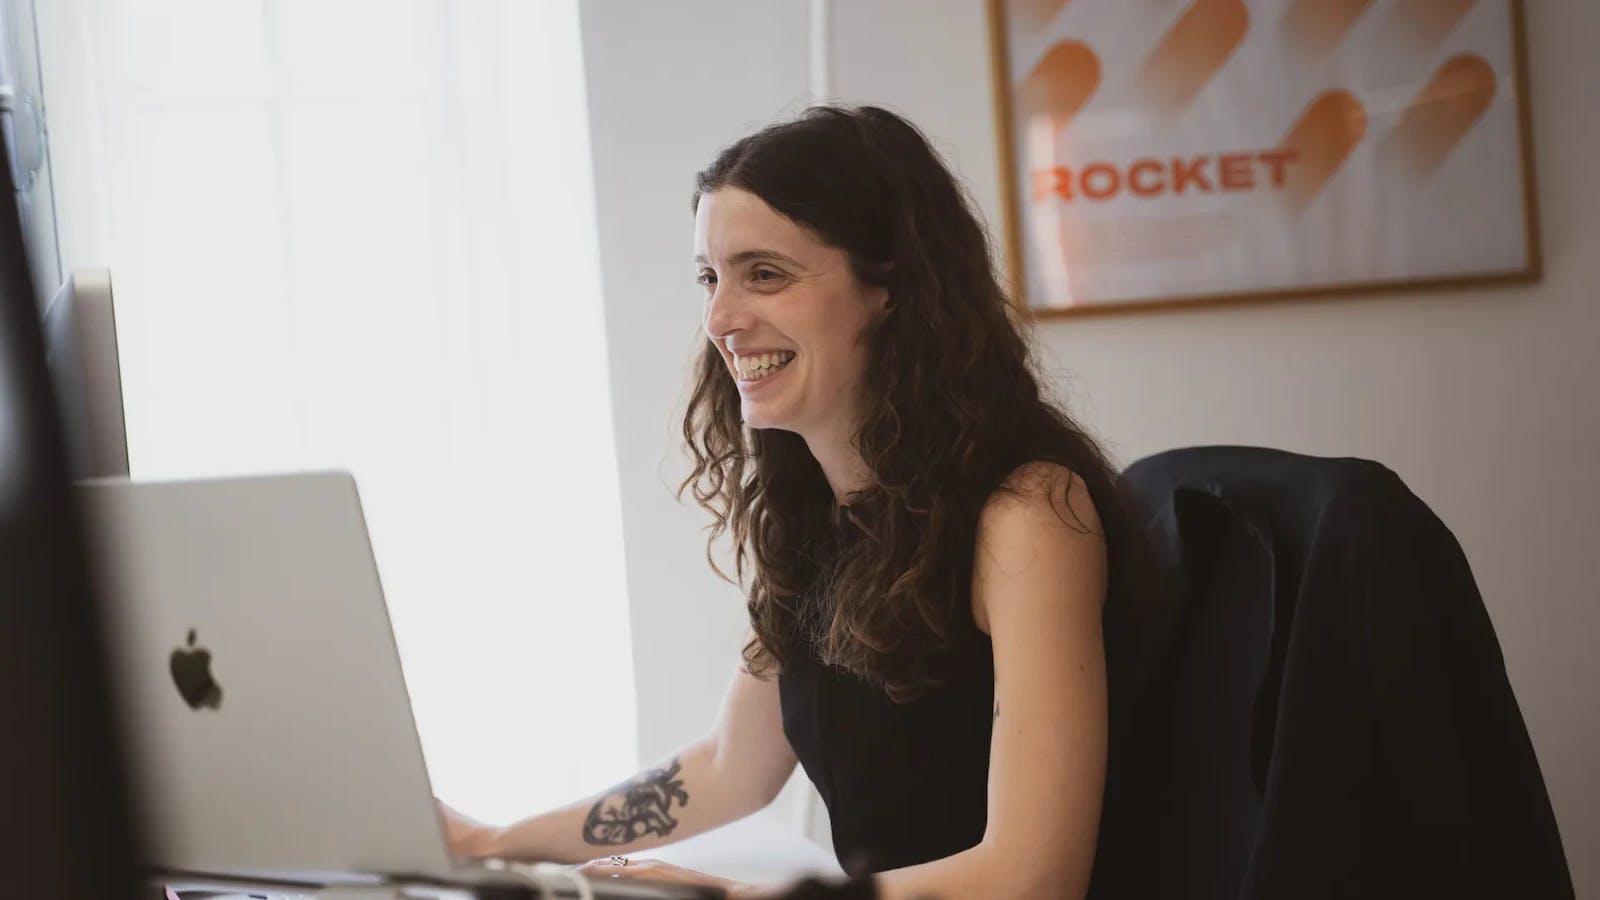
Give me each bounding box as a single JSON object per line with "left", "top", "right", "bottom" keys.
{"left": 680, "top": 106, "right": 1138, "bottom": 696}
{"left": 440, "top": 104, "right": 1150, "bottom": 900}
{"left": 672, "top": 105, "right": 1149, "bottom": 899}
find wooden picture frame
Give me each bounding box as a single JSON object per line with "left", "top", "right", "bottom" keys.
{"left": 986, "top": 0, "right": 1541, "bottom": 319}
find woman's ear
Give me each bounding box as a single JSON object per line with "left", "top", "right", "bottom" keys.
{"left": 868, "top": 284, "right": 892, "bottom": 323}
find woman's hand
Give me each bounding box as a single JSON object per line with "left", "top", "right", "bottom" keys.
{"left": 577, "top": 857, "right": 774, "bottom": 897}
{"left": 436, "top": 798, "right": 502, "bottom": 859}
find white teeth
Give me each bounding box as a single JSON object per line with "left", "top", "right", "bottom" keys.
{"left": 735, "top": 351, "right": 796, "bottom": 379}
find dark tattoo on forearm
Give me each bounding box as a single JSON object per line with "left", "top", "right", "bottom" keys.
{"left": 993, "top": 701, "right": 1000, "bottom": 721}
{"left": 581, "top": 757, "right": 691, "bottom": 846}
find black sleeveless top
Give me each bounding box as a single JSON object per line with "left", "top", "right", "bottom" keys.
{"left": 777, "top": 514, "right": 996, "bottom": 877}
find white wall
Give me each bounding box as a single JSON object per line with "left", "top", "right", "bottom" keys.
{"left": 581, "top": 1, "right": 1598, "bottom": 891}
{"left": 578, "top": 1, "right": 812, "bottom": 764}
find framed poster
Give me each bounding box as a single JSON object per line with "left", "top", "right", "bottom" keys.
{"left": 987, "top": 0, "right": 1540, "bottom": 317}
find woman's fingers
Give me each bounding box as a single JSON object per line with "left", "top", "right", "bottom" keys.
{"left": 578, "top": 856, "right": 646, "bottom": 879}
{"left": 576, "top": 858, "right": 727, "bottom": 887}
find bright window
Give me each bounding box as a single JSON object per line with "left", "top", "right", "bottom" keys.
{"left": 47, "top": 0, "right": 636, "bottom": 821}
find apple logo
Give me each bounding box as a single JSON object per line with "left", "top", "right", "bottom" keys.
{"left": 170, "top": 628, "right": 223, "bottom": 710}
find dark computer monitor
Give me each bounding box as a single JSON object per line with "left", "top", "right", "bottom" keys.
{"left": 0, "top": 118, "right": 141, "bottom": 899}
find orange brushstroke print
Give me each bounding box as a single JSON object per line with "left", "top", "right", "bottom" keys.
{"left": 1279, "top": 89, "right": 1367, "bottom": 214}
{"left": 1018, "top": 40, "right": 1102, "bottom": 139}
{"left": 1381, "top": 54, "right": 1497, "bottom": 178}
{"left": 1136, "top": 0, "right": 1249, "bottom": 119}
{"left": 1281, "top": 0, "right": 1375, "bottom": 59}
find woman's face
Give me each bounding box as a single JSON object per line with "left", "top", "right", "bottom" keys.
{"left": 695, "top": 187, "right": 887, "bottom": 438}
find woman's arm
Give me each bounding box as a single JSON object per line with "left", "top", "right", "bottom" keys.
{"left": 447, "top": 642, "right": 798, "bottom": 864}
{"left": 873, "top": 462, "right": 1110, "bottom": 900}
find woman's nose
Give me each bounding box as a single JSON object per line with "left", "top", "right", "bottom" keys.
{"left": 702, "top": 284, "right": 752, "bottom": 339}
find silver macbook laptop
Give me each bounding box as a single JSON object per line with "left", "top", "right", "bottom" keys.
{"left": 76, "top": 470, "right": 714, "bottom": 898}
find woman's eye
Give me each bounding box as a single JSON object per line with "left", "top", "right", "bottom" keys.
{"left": 696, "top": 271, "right": 717, "bottom": 287}
{"left": 753, "top": 268, "right": 784, "bottom": 282}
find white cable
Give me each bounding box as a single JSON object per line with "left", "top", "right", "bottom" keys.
{"left": 808, "top": 0, "right": 832, "bottom": 105}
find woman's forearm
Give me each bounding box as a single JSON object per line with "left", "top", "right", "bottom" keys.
{"left": 484, "top": 735, "right": 770, "bottom": 864}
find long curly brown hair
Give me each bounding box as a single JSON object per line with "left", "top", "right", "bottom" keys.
{"left": 678, "top": 105, "right": 1144, "bottom": 701}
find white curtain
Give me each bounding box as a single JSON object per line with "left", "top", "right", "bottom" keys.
{"left": 38, "top": 0, "right": 637, "bottom": 822}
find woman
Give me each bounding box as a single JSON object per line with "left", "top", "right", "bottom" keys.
{"left": 440, "top": 104, "right": 1143, "bottom": 899}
